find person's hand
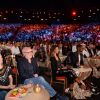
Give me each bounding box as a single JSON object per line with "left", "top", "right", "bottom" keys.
{"left": 61, "top": 67, "right": 67, "bottom": 69}
{"left": 61, "top": 64, "right": 64, "bottom": 67}
{"left": 57, "top": 68, "right": 61, "bottom": 70}
{"left": 67, "top": 65, "right": 72, "bottom": 69}
{"left": 26, "top": 84, "right": 32, "bottom": 88}
{"left": 8, "top": 85, "right": 16, "bottom": 89}
{"left": 76, "top": 63, "right": 80, "bottom": 67}
{"left": 34, "top": 74, "right": 38, "bottom": 77}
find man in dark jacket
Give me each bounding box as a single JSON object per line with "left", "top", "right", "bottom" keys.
{"left": 64, "top": 44, "right": 84, "bottom": 68}
{"left": 17, "top": 44, "right": 56, "bottom": 97}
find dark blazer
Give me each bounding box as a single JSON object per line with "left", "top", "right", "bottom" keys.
{"left": 87, "top": 48, "right": 96, "bottom": 57}
{"left": 64, "top": 52, "right": 84, "bottom": 68}
{"left": 62, "top": 46, "right": 71, "bottom": 56}
{"left": 17, "top": 57, "right": 39, "bottom": 83}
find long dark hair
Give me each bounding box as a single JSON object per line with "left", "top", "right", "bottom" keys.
{"left": 50, "top": 45, "right": 59, "bottom": 57}
{"left": 1, "top": 49, "right": 12, "bottom": 66}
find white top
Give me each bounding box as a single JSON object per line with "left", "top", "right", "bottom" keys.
{"left": 97, "top": 51, "right": 100, "bottom": 56}
{"left": 11, "top": 46, "right": 20, "bottom": 55}
{"left": 82, "top": 50, "right": 90, "bottom": 57}
{"left": 72, "top": 45, "right": 77, "bottom": 52}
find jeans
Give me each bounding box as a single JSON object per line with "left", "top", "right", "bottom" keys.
{"left": 24, "top": 76, "right": 56, "bottom": 97}
{"left": 0, "top": 91, "right": 7, "bottom": 100}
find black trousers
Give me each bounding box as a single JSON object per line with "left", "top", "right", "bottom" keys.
{"left": 56, "top": 69, "right": 77, "bottom": 84}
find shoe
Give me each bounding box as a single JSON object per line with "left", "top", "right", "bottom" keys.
{"left": 65, "top": 88, "right": 70, "bottom": 93}
{"left": 92, "top": 89, "right": 100, "bottom": 95}
{"left": 50, "top": 94, "right": 57, "bottom": 100}
{"left": 92, "top": 92, "right": 100, "bottom": 95}
{"left": 65, "top": 88, "right": 74, "bottom": 99}
{"left": 91, "top": 85, "right": 97, "bottom": 89}
{"left": 90, "top": 82, "right": 97, "bottom": 88}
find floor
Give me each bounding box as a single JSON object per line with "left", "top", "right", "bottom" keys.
{"left": 41, "top": 67, "right": 100, "bottom": 100}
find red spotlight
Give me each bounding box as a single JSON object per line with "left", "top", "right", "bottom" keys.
{"left": 72, "top": 11, "right": 77, "bottom": 16}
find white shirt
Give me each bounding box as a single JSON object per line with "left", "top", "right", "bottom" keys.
{"left": 82, "top": 50, "right": 90, "bottom": 58}
{"left": 11, "top": 46, "right": 20, "bottom": 55}
{"left": 97, "top": 50, "right": 100, "bottom": 56}
{"left": 72, "top": 45, "right": 77, "bottom": 52}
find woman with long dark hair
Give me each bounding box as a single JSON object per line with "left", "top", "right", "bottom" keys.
{"left": 50, "top": 45, "right": 85, "bottom": 97}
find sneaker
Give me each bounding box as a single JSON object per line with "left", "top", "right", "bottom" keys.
{"left": 90, "top": 82, "right": 97, "bottom": 88}
{"left": 65, "top": 88, "right": 74, "bottom": 99}
{"left": 92, "top": 89, "right": 100, "bottom": 95}
{"left": 65, "top": 88, "right": 70, "bottom": 93}
{"left": 93, "top": 92, "right": 100, "bottom": 95}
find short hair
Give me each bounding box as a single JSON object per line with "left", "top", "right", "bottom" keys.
{"left": 22, "top": 43, "right": 33, "bottom": 50}
{"left": 77, "top": 44, "right": 83, "bottom": 50}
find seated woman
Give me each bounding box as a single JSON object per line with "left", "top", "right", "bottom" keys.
{"left": 0, "top": 51, "right": 15, "bottom": 100}
{"left": 17, "top": 43, "right": 56, "bottom": 98}
{"left": 50, "top": 45, "right": 86, "bottom": 97}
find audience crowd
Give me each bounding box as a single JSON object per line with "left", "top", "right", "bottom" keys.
{"left": 0, "top": 23, "right": 99, "bottom": 42}
{"left": 0, "top": 23, "right": 100, "bottom": 100}
{"left": 0, "top": 40, "right": 100, "bottom": 99}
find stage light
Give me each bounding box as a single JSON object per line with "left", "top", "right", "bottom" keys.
{"left": 92, "top": 13, "right": 96, "bottom": 15}
{"left": 3, "top": 18, "right": 7, "bottom": 20}
{"left": 88, "top": 16, "right": 91, "bottom": 18}
{"left": 89, "top": 9, "right": 92, "bottom": 12}
{"left": 32, "top": 16, "right": 35, "bottom": 18}
{"left": 20, "top": 15, "right": 23, "bottom": 18}
{"left": 78, "top": 16, "right": 80, "bottom": 18}
{"left": 41, "top": 18, "right": 44, "bottom": 21}
{"left": 72, "top": 11, "right": 77, "bottom": 16}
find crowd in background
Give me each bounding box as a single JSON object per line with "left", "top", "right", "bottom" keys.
{"left": 0, "top": 23, "right": 99, "bottom": 42}
{"left": 0, "top": 23, "right": 100, "bottom": 100}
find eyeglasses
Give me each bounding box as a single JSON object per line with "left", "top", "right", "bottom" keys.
{"left": 23, "top": 51, "right": 33, "bottom": 54}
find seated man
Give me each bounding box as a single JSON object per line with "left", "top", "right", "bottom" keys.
{"left": 17, "top": 43, "right": 56, "bottom": 98}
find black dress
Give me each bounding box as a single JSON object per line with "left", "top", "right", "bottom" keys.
{"left": 50, "top": 56, "right": 77, "bottom": 84}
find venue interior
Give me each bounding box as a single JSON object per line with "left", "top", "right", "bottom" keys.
{"left": 0, "top": 0, "right": 100, "bottom": 100}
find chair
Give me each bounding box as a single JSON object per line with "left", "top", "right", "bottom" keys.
{"left": 50, "top": 67, "right": 67, "bottom": 93}
{"left": 11, "top": 55, "right": 19, "bottom": 86}
{"left": 12, "top": 67, "right": 19, "bottom": 85}
{"left": 51, "top": 75, "right": 67, "bottom": 91}
{"left": 46, "top": 61, "right": 67, "bottom": 90}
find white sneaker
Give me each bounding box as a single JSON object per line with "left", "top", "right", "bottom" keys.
{"left": 65, "top": 88, "right": 69, "bottom": 93}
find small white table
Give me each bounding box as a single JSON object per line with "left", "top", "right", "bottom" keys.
{"left": 5, "top": 85, "right": 50, "bottom": 100}
{"left": 73, "top": 67, "right": 92, "bottom": 80}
